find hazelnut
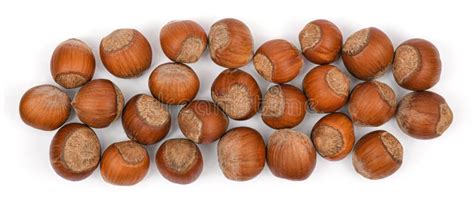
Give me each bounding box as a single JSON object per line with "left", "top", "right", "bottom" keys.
{"left": 156, "top": 138, "right": 203, "bottom": 184}
{"left": 72, "top": 79, "right": 124, "bottom": 128}
{"left": 253, "top": 39, "right": 304, "bottom": 83}
{"left": 160, "top": 20, "right": 207, "bottom": 63}
{"left": 311, "top": 112, "right": 354, "bottom": 161}
{"left": 149, "top": 62, "right": 200, "bottom": 105}
{"left": 393, "top": 38, "right": 441, "bottom": 90}
{"left": 211, "top": 68, "right": 261, "bottom": 120}
{"left": 396, "top": 91, "right": 453, "bottom": 139}
{"left": 299, "top": 19, "right": 343, "bottom": 64}
{"left": 178, "top": 100, "right": 228, "bottom": 144}
{"left": 122, "top": 94, "right": 171, "bottom": 145}
{"left": 50, "top": 38, "right": 95, "bottom": 89}
{"left": 303, "top": 65, "right": 351, "bottom": 113}
{"left": 100, "top": 28, "right": 152, "bottom": 78}
{"left": 267, "top": 129, "right": 316, "bottom": 181}
{"left": 100, "top": 141, "right": 150, "bottom": 185}
{"left": 342, "top": 27, "right": 394, "bottom": 80}
{"left": 217, "top": 127, "right": 265, "bottom": 181}
{"left": 19, "top": 84, "right": 71, "bottom": 131}
{"left": 348, "top": 80, "right": 396, "bottom": 126}
{"left": 261, "top": 84, "right": 306, "bottom": 129}
{"left": 50, "top": 123, "right": 100, "bottom": 181}
{"left": 352, "top": 130, "right": 403, "bottom": 180}
{"left": 209, "top": 18, "right": 253, "bottom": 68}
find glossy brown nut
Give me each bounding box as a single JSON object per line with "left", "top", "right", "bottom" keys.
{"left": 160, "top": 20, "right": 207, "bottom": 63}
{"left": 100, "top": 141, "right": 150, "bottom": 186}
{"left": 72, "top": 79, "right": 124, "bottom": 128}
{"left": 100, "top": 28, "right": 152, "bottom": 78}
{"left": 253, "top": 39, "right": 304, "bottom": 83}
{"left": 393, "top": 38, "right": 441, "bottom": 91}
{"left": 209, "top": 18, "right": 253, "bottom": 68}
{"left": 267, "top": 129, "right": 316, "bottom": 181}
{"left": 50, "top": 123, "right": 100, "bottom": 181}
{"left": 211, "top": 68, "right": 261, "bottom": 120}
{"left": 303, "top": 65, "right": 351, "bottom": 113}
{"left": 50, "top": 38, "right": 95, "bottom": 89}
{"left": 149, "top": 62, "right": 200, "bottom": 105}
{"left": 396, "top": 91, "right": 453, "bottom": 139}
{"left": 348, "top": 80, "right": 396, "bottom": 126}
{"left": 178, "top": 100, "right": 228, "bottom": 144}
{"left": 311, "top": 112, "right": 354, "bottom": 161}
{"left": 156, "top": 138, "right": 203, "bottom": 184}
{"left": 261, "top": 84, "right": 306, "bottom": 129}
{"left": 122, "top": 94, "right": 171, "bottom": 145}
{"left": 352, "top": 130, "right": 403, "bottom": 180}
{"left": 342, "top": 27, "right": 394, "bottom": 80}
{"left": 299, "top": 19, "right": 342, "bottom": 64}
{"left": 19, "top": 84, "right": 71, "bottom": 131}
{"left": 217, "top": 127, "right": 266, "bottom": 181}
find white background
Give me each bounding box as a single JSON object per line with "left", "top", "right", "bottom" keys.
{"left": 1, "top": 0, "right": 473, "bottom": 196}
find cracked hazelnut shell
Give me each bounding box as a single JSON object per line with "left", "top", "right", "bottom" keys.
{"left": 303, "top": 65, "right": 351, "bottom": 113}
{"left": 122, "top": 94, "right": 171, "bottom": 145}
{"left": 393, "top": 38, "right": 441, "bottom": 91}
{"left": 50, "top": 38, "right": 95, "bottom": 89}
{"left": 342, "top": 27, "right": 394, "bottom": 80}
{"left": 261, "top": 84, "right": 306, "bottom": 129}
{"left": 396, "top": 91, "right": 453, "bottom": 139}
{"left": 211, "top": 68, "right": 261, "bottom": 120}
{"left": 50, "top": 123, "right": 100, "bottom": 181}
{"left": 253, "top": 39, "right": 304, "bottom": 83}
{"left": 100, "top": 28, "right": 152, "bottom": 78}
{"left": 299, "top": 19, "right": 342, "bottom": 64}
{"left": 160, "top": 20, "right": 207, "bottom": 63}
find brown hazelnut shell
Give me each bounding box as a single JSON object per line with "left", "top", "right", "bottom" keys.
{"left": 396, "top": 91, "right": 453, "bottom": 139}
{"left": 352, "top": 130, "right": 403, "bottom": 180}
{"left": 100, "top": 141, "right": 150, "bottom": 185}
{"left": 311, "top": 112, "right": 354, "bottom": 161}
{"left": 156, "top": 138, "right": 203, "bottom": 184}
{"left": 19, "top": 84, "right": 71, "bottom": 131}
{"left": 209, "top": 18, "right": 254, "bottom": 68}
{"left": 148, "top": 62, "right": 200, "bottom": 105}
{"left": 303, "top": 65, "right": 351, "bottom": 113}
{"left": 217, "top": 127, "right": 266, "bottom": 181}
{"left": 348, "top": 80, "right": 396, "bottom": 126}
{"left": 122, "top": 94, "right": 171, "bottom": 145}
{"left": 211, "top": 68, "right": 261, "bottom": 120}
{"left": 72, "top": 79, "right": 124, "bottom": 128}
{"left": 299, "top": 19, "right": 342, "bottom": 64}
{"left": 178, "top": 100, "right": 229, "bottom": 144}
{"left": 393, "top": 38, "right": 441, "bottom": 91}
{"left": 261, "top": 84, "right": 307, "bottom": 129}
{"left": 267, "top": 129, "right": 316, "bottom": 181}
{"left": 253, "top": 39, "right": 304, "bottom": 83}
{"left": 160, "top": 20, "right": 207, "bottom": 63}
{"left": 100, "top": 29, "right": 152, "bottom": 78}
{"left": 342, "top": 27, "right": 394, "bottom": 80}
{"left": 50, "top": 38, "right": 95, "bottom": 89}
{"left": 50, "top": 123, "right": 100, "bottom": 181}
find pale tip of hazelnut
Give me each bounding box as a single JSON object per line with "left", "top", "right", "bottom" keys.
{"left": 326, "top": 68, "right": 350, "bottom": 96}
{"left": 436, "top": 103, "right": 454, "bottom": 135}
{"left": 63, "top": 127, "right": 100, "bottom": 173}
{"left": 102, "top": 29, "right": 135, "bottom": 52}
{"left": 209, "top": 24, "right": 230, "bottom": 57}
{"left": 380, "top": 132, "right": 403, "bottom": 163}
{"left": 176, "top": 37, "right": 205, "bottom": 63}
{"left": 115, "top": 141, "right": 147, "bottom": 164}
{"left": 372, "top": 81, "right": 396, "bottom": 107}
{"left": 178, "top": 109, "right": 203, "bottom": 143}
{"left": 343, "top": 28, "right": 370, "bottom": 56}
{"left": 314, "top": 125, "right": 343, "bottom": 158}
{"left": 212, "top": 84, "right": 251, "bottom": 119}
{"left": 136, "top": 95, "right": 170, "bottom": 127}
{"left": 55, "top": 73, "right": 88, "bottom": 89}
{"left": 261, "top": 86, "right": 284, "bottom": 118}
{"left": 253, "top": 53, "right": 273, "bottom": 81}
{"left": 393, "top": 45, "right": 420, "bottom": 84}
{"left": 300, "top": 23, "right": 322, "bottom": 51}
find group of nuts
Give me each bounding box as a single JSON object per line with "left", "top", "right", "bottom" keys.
{"left": 19, "top": 18, "right": 453, "bottom": 185}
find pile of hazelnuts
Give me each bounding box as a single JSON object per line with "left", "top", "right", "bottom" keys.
{"left": 19, "top": 18, "right": 453, "bottom": 184}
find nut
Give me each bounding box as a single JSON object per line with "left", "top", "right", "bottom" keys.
{"left": 261, "top": 84, "right": 306, "bottom": 129}
{"left": 299, "top": 19, "right": 342, "bottom": 64}
{"left": 160, "top": 20, "right": 207, "bottom": 63}
{"left": 396, "top": 91, "right": 453, "bottom": 139}
{"left": 178, "top": 100, "right": 228, "bottom": 144}
{"left": 50, "top": 38, "right": 95, "bottom": 88}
